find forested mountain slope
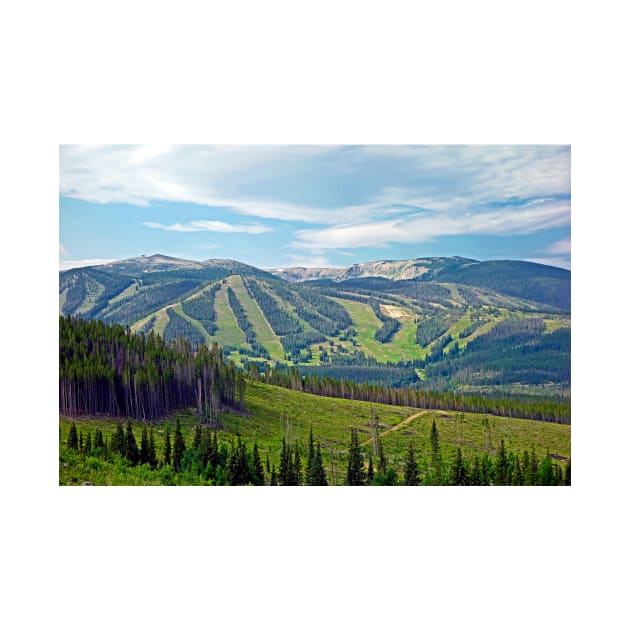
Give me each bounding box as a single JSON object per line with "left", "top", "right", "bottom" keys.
{"left": 60, "top": 254, "right": 570, "bottom": 395}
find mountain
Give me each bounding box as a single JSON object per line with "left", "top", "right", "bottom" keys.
{"left": 271, "top": 256, "right": 570, "bottom": 311}
{"left": 265, "top": 266, "right": 343, "bottom": 283}
{"left": 59, "top": 254, "right": 570, "bottom": 395}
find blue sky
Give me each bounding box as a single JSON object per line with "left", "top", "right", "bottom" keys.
{"left": 59, "top": 145, "right": 571, "bottom": 271}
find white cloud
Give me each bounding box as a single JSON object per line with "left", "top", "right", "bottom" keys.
{"left": 59, "top": 258, "right": 116, "bottom": 271}
{"left": 282, "top": 253, "right": 337, "bottom": 268}
{"left": 60, "top": 145, "right": 570, "bottom": 226}
{"left": 546, "top": 237, "right": 571, "bottom": 255}
{"left": 59, "top": 242, "right": 67, "bottom": 256}
{"left": 143, "top": 220, "right": 272, "bottom": 234}
{"left": 292, "top": 199, "right": 571, "bottom": 250}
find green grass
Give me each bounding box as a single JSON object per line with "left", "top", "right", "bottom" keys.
{"left": 107, "top": 280, "right": 139, "bottom": 306}
{"left": 332, "top": 297, "right": 422, "bottom": 362}
{"left": 212, "top": 282, "right": 248, "bottom": 348}
{"left": 59, "top": 380, "right": 571, "bottom": 485}
{"left": 227, "top": 275, "right": 284, "bottom": 361}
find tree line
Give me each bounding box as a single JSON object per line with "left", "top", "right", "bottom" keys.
{"left": 254, "top": 364, "right": 570, "bottom": 424}
{"left": 59, "top": 315, "right": 245, "bottom": 422}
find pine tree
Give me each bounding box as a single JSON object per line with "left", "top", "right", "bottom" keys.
{"left": 293, "top": 441, "right": 302, "bottom": 486}
{"left": 511, "top": 454, "right": 523, "bottom": 486}
{"left": 270, "top": 464, "right": 278, "bottom": 486}
{"left": 538, "top": 453, "right": 555, "bottom": 486}
{"left": 193, "top": 423, "right": 202, "bottom": 451}
{"left": 450, "top": 447, "right": 467, "bottom": 486}
{"left": 404, "top": 441, "right": 420, "bottom": 485}
{"left": 148, "top": 428, "right": 158, "bottom": 469}
{"left": 251, "top": 442, "right": 265, "bottom": 485}
{"left": 378, "top": 439, "right": 387, "bottom": 474}
{"left": 140, "top": 426, "right": 151, "bottom": 465}
{"left": 367, "top": 455, "right": 374, "bottom": 484}
{"left": 345, "top": 428, "right": 365, "bottom": 486}
{"left": 125, "top": 421, "right": 139, "bottom": 465}
{"left": 525, "top": 449, "right": 539, "bottom": 485}
{"left": 163, "top": 426, "right": 172, "bottom": 466}
{"left": 494, "top": 439, "right": 508, "bottom": 485}
{"left": 67, "top": 422, "right": 79, "bottom": 450}
{"left": 94, "top": 429, "right": 104, "bottom": 451}
{"left": 111, "top": 422, "right": 125, "bottom": 457}
{"left": 470, "top": 455, "right": 481, "bottom": 485}
{"left": 85, "top": 432, "right": 92, "bottom": 454}
{"left": 430, "top": 419, "right": 442, "bottom": 484}
{"left": 227, "top": 435, "right": 251, "bottom": 485}
{"left": 314, "top": 443, "right": 328, "bottom": 486}
{"left": 173, "top": 418, "right": 186, "bottom": 473}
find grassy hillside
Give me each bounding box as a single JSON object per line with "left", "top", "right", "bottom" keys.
{"left": 227, "top": 275, "right": 285, "bottom": 360}
{"left": 59, "top": 381, "right": 570, "bottom": 485}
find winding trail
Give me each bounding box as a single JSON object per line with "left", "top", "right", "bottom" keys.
{"left": 360, "top": 410, "right": 432, "bottom": 447}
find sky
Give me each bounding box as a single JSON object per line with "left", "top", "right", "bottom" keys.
{"left": 59, "top": 145, "right": 571, "bottom": 271}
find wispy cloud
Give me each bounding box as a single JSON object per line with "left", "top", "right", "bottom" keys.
{"left": 59, "top": 258, "right": 116, "bottom": 271}
{"left": 282, "top": 253, "right": 336, "bottom": 268}
{"left": 59, "top": 242, "right": 67, "bottom": 256}
{"left": 546, "top": 237, "right": 571, "bottom": 255}
{"left": 60, "top": 145, "right": 570, "bottom": 226}
{"left": 143, "top": 220, "right": 272, "bottom": 234}
{"left": 292, "top": 199, "right": 570, "bottom": 250}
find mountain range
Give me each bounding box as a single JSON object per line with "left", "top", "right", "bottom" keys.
{"left": 59, "top": 253, "right": 570, "bottom": 394}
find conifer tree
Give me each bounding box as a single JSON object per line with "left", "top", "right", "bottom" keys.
{"left": 450, "top": 447, "right": 467, "bottom": 485}
{"left": 345, "top": 428, "right": 365, "bottom": 486}
{"left": 173, "top": 418, "right": 186, "bottom": 473}
{"left": 251, "top": 442, "right": 265, "bottom": 486}
{"left": 163, "top": 426, "right": 172, "bottom": 466}
{"left": 227, "top": 435, "right": 251, "bottom": 485}
{"left": 367, "top": 455, "right": 374, "bottom": 484}
{"left": 148, "top": 429, "right": 158, "bottom": 469}
{"left": 270, "top": 464, "right": 278, "bottom": 486}
{"left": 279, "top": 437, "right": 298, "bottom": 485}
{"left": 430, "top": 419, "right": 442, "bottom": 484}
{"left": 125, "top": 421, "right": 139, "bottom": 465}
{"left": 140, "top": 427, "right": 151, "bottom": 465}
{"left": 470, "top": 455, "right": 481, "bottom": 485}
{"left": 378, "top": 439, "right": 387, "bottom": 474}
{"left": 293, "top": 441, "right": 302, "bottom": 486}
{"left": 67, "top": 422, "right": 79, "bottom": 450}
{"left": 94, "top": 429, "right": 104, "bottom": 451}
{"left": 494, "top": 439, "right": 508, "bottom": 485}
{"left": 85, "top": 432, "right": 92, "bottom": 455}
{"left": 314, "top": 442, "right": 328, "bottom": 486}
{"left": 525, "top": 449, "right": 539, "bottom": 485}
{"left": 193, "top": 424, "right": 202, "bottom": 451}
{"left": 111, "top": 422, "right": 126, "bottom": 457}
{"left": 564, "top": 458, "right": 571, "bottom": 486}
{"left": 404, "top": 441, "right": 420, "bottom": 485}
{"left": 538, "top": 453, "right": 555, "bottom": 485}
{"left": 511, "top": 454, "right": 523, "bottom": 486}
